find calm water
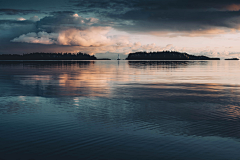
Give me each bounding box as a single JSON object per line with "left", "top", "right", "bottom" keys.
{"left": 0, "top": 60, "right": 240, "bottom": 160}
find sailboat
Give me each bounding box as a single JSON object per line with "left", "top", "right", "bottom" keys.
{"left": 117, "top": 54, "right": 120, "bottom": 60}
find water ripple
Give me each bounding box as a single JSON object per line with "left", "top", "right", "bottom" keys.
{"left": 1, "top": 61, "right": 240, "bottom": 159}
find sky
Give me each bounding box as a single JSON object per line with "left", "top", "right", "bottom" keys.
{"left": 1, "top": 0, "right": 240, "bottom": 59}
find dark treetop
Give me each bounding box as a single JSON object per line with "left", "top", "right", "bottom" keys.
{"left": 0, "top": 52, "right": 97, "bottom": 60}
{"left": 126, "top": 51, "right": 220, "bottom": 60}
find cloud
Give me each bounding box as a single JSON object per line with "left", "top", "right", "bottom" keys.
{"left": 110, "top": 9, "right": 240, "bottom": 35}
{"left": 10, "top": 12, "right": 132, "bottom": 51}
{"left": 11, "top": 27, "right": 129, "bottom": 47}
{"left": 148, "top": 28, "right": 236, "bottom": 37}
{"left": 17, "top": 17, "right": 26, "bottom": 21}
{"left": 223, "top": 4, "right": 240, "bottom": 11}
{"left": 0, "top": 8, "right": 40, "bottom": 15}
{"left": 0, "top": 12, "right": 129, "bottom": 55}
{"left": 0, "top": 20, "right": 37, "bottom": 41}
{"left": 71, "top": 0, "right": 240, "bottom": 36}
{"left": 29, "top": 16, "right": 40, "bottom": 22}
{"left": 72, "top": 0, "right": 240, "bottom": 12}
{"left": 15, "top": 16, "right": 41, "bottom": 22}
{"left": 11, "top": 31, "right": 58, "bottom": 44}
{"left": 57, "top": 27, "right": 116, "bottom": 46}
{"left": 36, "top": 11, "right": 104, "bottom": 33}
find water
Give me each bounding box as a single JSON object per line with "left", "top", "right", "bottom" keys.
{"left": 0, "top": 60, "right": 240, "bottom": 160}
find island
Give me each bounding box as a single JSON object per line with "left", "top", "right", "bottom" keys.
{"left": 0, "top": 52, "right": 96, "bottom": 60}
{"left": 225, "top": 58, "right": 239, "bottom": 60}
{"left": 126, "top": 51, "right": 220, "bottom": 60}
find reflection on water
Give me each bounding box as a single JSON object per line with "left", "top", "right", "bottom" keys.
{"left": 0, "top": 60, "right": 94, "bottom": 67}
{"left": 0, "top": 60, "right": 240, "bottom": 160}
{"left": 128, "top": 60, "right": 208, "bottom": 69}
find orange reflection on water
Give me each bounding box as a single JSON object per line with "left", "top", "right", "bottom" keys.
{"left": 223, "top": 105, "right": 240, "bottom": 120}
{"left": 1, "top": 60, "right": 240, "bottom": 97}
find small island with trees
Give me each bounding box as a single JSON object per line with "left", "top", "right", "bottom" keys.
{"left": 126, "top": 51, "right": 220, "bottom": 60}
{"left": 0, "top": 52, "right": 96, "bottom": 60}
{"left": 225, "top": 58, "right": 239, "bottom": 60}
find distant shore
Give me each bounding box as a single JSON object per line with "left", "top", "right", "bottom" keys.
{"left": 0, "top": 51, "right": 223, "bottom": 60}
{"left": 225, "top": 58, "right": 239, "bottom": 60}
{"left": 0, "top": 52, "right": 97, "bottom": 60}
{"left": 126, "top": 51, "right": 220, "bottom": 60}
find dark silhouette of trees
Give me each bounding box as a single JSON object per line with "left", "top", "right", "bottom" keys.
{"left": 0, "top": 52, "right": 97, "bottom": 60}
{"left": 126, "top": 51, "right": 220, "bottom": 60}
{"left": 225, "top": 58, "right": 239, "bottom": 60}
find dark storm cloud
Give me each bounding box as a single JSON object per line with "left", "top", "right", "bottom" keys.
{"left": 36, "top": 11, "right": 105, "bottom": 32}
{"left": 72, "top": 0, "right": 240, "bottom": 12}
{"left": 49, "top": 11, "right": 75, "bottom": 16}
{"left": 111, "top": 10, "right": 240, "bottom": 33}
{"left": 0, "top": 19, "right": 39, "bottom": 54}
{"left": 0, "top": 8, "right": 40, "bottom": 15}
{"left": 0, "top": 20, "right": 36, "bottom": 25}
{"left": 72, "top": 0, "right": 240, "bottom": 33}
{"left": 0, "top": 20, "right": 37, "bottom": 41}
{"left": 0, "top": 0, "right": 69, "bottom": 12}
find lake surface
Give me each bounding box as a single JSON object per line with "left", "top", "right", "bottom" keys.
{"left": 0, "top": 60, "right": 240, "bottom": 160}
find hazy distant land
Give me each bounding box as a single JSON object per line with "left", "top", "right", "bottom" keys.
{"left": 126, "top": 51, "right": 220, "bottom": 60}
